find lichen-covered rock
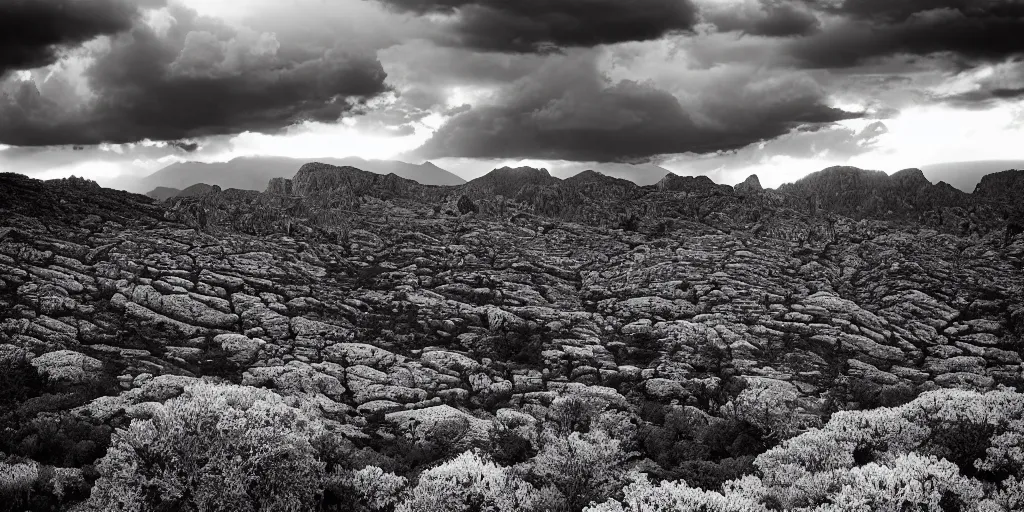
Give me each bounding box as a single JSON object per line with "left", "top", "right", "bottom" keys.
{"left": 644, "top": 378, "right": 687, "bottom": 400}
{"left": 30, "top": 350, "right": 104, "bottom": 385}
{"left": 214, "top": 333, "right": 265, "bottom": 365}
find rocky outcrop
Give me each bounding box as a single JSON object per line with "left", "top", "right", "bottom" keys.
{"left": 775, "top": 166, "right": 977, "bottom": 224}
{"left": 734, "top": 174, "right": 762, "bottom": 195}
{"left": 973, "top": 169, "right": 1024, "bottom": 204}
{"left": 462, "top": 166, "right": 561, "bottom": 199}
{"left": 656, "top": 174, "right": 732, "bottom": 196}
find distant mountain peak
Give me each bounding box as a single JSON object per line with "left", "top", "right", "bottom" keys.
{"left": 735, "top": 174, "right": 763, "bottom": 195}
{"left": 146, "top": 186, "right": 182, "bottom": 202}
{"left": 566, "top": 169, "right": 607, "bottom": 181}
{"left": 176, "top": 183, "right": 219, "bottom": 198}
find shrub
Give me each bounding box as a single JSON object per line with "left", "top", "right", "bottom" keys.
{"left": 547, "top": 394, "right": 606, "bottom": 435}
{"left": 584, "top": 473, "right": 767, "bottom": 512}
{"left": 323, "top": 466, "right": 409, "bottom": 512}
{"left": 489, "top": 411, "right": 538, "bottom": 466}
{"left": 737, "top": 388, "right": 1024, "bottom": 509}
{"left": 719, "top": 378, "right": 818, "bottom": 443}
{"left": 0, "top": 462, "right": 38, "bottom": 509}
{"left": 84, "top": 382, "right": 325, "bottom": 512}
{"left": 352, "top": 466, "right": 408, "bottom": 511}
{"left": 816, "top": 454, "right": 982, "bottom": 511}
{"left": 531, "top": 429, "right": 634, "bottom": 512}
{"left": 396, "top": 451, "right": 537, "bottom": 512}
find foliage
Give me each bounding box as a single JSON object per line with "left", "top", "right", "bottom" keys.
{"left": 815, "top": 454, "right": 983, "bottom": 512}
{"left": 734, "top": 388, "right": 1024, "bottom": 510}
{"left": 489, "top": 409, "right": 539, "bottom": 466}
{"left": 323, "top": 465, "right": 409, "bottom": 512}
{"left": 547, "top": 394, "right": 607, "bottom": 434}
{"left": 84, "top": 382, "right": 325, "bottom": 512}
{"left": 719, "top": 378, "right": 819, "bottom": 442}
{"left": 584, "top": 473, "right": 767, "bottom": 512}
{"left": 0, "top": 461, "right": 38, "bottom": 510}
{"left": 352, "top": 466, "right": 409, "bottom": 511}
{"left": 847, "top": 378, "right": 919, "bottom": 410}
{"left": 0, "top": 461, "right": 88, "bottom": 512}
{"left": 530, "top": 428, "right": 634, "bottom": 512}
{"left": 396, "top": 451, "right": 537, "bottom": 512}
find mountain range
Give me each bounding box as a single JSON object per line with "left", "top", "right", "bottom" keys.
{"left": 133, "top": 156, "right": 467, "bottom": 198}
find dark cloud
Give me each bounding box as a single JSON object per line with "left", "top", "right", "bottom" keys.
{"left": 0, "top": 3, "right": 389, "bottom": 146}
{"left": 946, "top": 86, "right": 1024, "bottom": 105}
{"left": 407, "top": 53, "right": 859, "bottom": 162}
{"left": 702, "top": 0, "right": 820, "bottom": 37}
{"left": 170, "top": 141, "right": 200, "bottom": 152}
{"left": 824, "top": 0, "right": 1024, "bottom": 24}
{"left": 374, "top": 0, "right": 699, "bottom": 52}
{"left": 0, "top": 0, "right": 162, "bottom": 76}
{"left": 788, "top": 0, "right": 1024, "bottom": 67}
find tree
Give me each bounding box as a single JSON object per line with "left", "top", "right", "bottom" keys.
{"left": 84, "top": 382, "right": 325, "bottom": 512}
{"left": 396, "top": 451, "right": 537, "bottom": 512}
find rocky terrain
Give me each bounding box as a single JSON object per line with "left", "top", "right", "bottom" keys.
{"left": 1, "top": 164, "right": 1023, "bottom": 510}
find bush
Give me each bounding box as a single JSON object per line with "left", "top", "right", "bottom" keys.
{"left": 489, "top": 411, "right": 538, "bottom": 466}
{"left": 848, "top": 378, "right": 919, "bottom": 409}
{"left": 84, "top": 382, "right": 325, "bottom": 512}
{"left": 323, "top": 466, "right": 408, "bottom": 512}
{"left": 584, "top": 473, "right": 766, "bottom": 512}
{"left": 547, "top": 394, "right": 606, "bottom": 435}
{"left": 719, "top": 378, "right": 818, "bottom": 443}
{"left": 530, "top": 429, "right": 634, "bottom": 512}
{"left": 396, "top": 451, "right": 537, "bottom": 512}
{"left": 0, "top": 461, "right": 38, "bottom": 510}
{"left": 736, "top": 388, "right": 1024, "bottom": 509}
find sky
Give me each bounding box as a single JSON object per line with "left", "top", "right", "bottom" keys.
{"left": 1, "top": 0, "right": 1023, "bottom": 189}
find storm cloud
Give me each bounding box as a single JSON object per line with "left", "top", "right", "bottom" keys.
{"left": 700, "top": 0, "right": 821, "bottom": 37}
{"left": 0, "top": 0, "right": 161, "bottom": 76}
{"left": 788, "top": 0, "right": 1024, "bottom": 67}
{"left": 407, "top": 52, "right": 859, "bottom": 162}
{"left": 0, "top": 3, "right": 390, "bottom": 146}
{"left": 374, "top": 0, "right": 699, "bottom": 52}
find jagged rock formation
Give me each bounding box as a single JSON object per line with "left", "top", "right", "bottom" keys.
{"left": 734, "top": 174, "right": 762, "bottom": 196}
{"left": 776, "top": 166, "right": 980, "bottom": 222}
{"left": 2, "top": 165, "right": 1024, "bottom": 506}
